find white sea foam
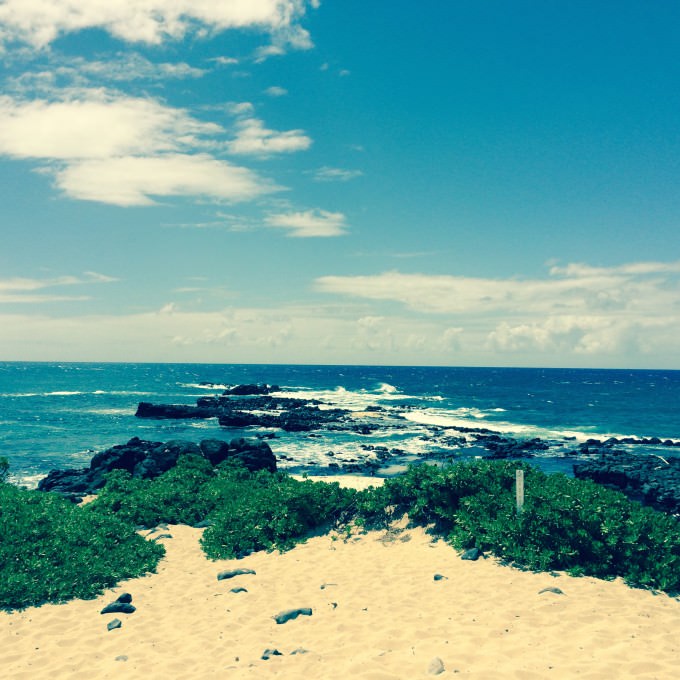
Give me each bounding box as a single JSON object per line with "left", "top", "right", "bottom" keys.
{"left": 181, "top": 382, "right": 232, "bottom": 390}
{"left": 378, "top": 382, "right": 399, "bottom": 394}
{"left": 404, "top": 410, "right": 535, "bottom": 436}
{"left": 84, "top": 408, "right": 135, "bottom": 416}
{"left": 10, "top": 473, "right": 45, "bottom": 489}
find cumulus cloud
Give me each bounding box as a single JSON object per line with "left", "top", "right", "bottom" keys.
{"left": 264, "top": 209, "right": 347, "bottom": 237}
{"left": 0, "top": 0, "right": 317, "bottom": 49}
{"left": 315, "top": 261, "right": 680, "bottom": 360}
{"left": 0, "top": 91, "right": 278, "bottom": 205}
{"left": 55, "top": 154, "right": 275, "bottom": 206}
{"left": 228, "top": 117, "right": 311, "bottom": 155}
{"left": 0, "top": 93, "right": 218, "bottom": 160}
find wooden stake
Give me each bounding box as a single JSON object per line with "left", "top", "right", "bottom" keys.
{"left": 516, "top": 469, "right": 525, "bottom": 514}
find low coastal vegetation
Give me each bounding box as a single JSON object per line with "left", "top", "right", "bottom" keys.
{"left": 1, "top": 455, "right": 679, "bottom": 610}
{"left": 0, "top": 457, "right": 164, "bottom": 611}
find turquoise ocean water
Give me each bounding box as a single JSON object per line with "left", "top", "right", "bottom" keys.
{"left": 1, "top": 362, "right": 678, "bottom": 487}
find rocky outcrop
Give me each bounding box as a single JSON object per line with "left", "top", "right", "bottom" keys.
{"left": 38, "top": 436, "right": 276, "bottom": 496}
{"left": 573, "top": 453, "right": 680, "bottom": 514}
{"left": 218, "top": 406, "right": 348, "bottom": 432}
{"left": 135, "top": 391, "right": 342, "bottom": 433}
{"left": 479, "top": 435, "right": 549, "bottom": 459}
{"left": 223, "top": 383, "right": 280, "bottom": 395}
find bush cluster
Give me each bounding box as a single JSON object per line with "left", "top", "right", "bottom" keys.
{"left": 88, "top": 456, "right": 357, "bottom": 559}
{"left": 0, "top": 479, "right": 164, "bottom": 611}
{"left": 2, "top": 455, "right": 679, "bottom": 612}
{"left": 353, "top": 460, "right": 680, "bottom": 592}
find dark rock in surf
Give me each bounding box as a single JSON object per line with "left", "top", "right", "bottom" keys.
{"left": 573, "top": 454, "right": 680, "bottom": 514}
{"left": 38, "top": 436, "right": 275, "bottom": 495}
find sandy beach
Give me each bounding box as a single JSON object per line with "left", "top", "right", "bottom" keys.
{"left": 2, "top": 477, "right": 678, "bottom": 680}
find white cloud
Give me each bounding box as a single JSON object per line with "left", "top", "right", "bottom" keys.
{"left": 0, "top": 93, "right": 219, "bottom": 160}
{"left": 315, "top": 264, "right": 680, "bottom": 317}
{"left": 265, "top": 209, "right": 347, "bottom": 237}
{"left": 6, "top": 56, "right": 205, "bottom": 97}
{"left": 0, "top": 1, "right": 317, "bottom": 49}
{"left": 312, "top": 166, "right": 363, "bottom": 182}
{"left": 0, "top": 91, "right": 279, "bottom": 205}
{"left": 264, "top": 85, "right": 288, "bottom": 97}
{"left": 315, "top": 261, "right": 680, "bottom": 361}
{"left": 211, "top": 56, "right": 239, "bottom": 66}
{"left": 55, "top": 154, "right": 275, "bottom": 206}
{"left": 0, "top": 271, "right": 117, "bottom": 303}
{"left": 228, "top": 117, "right": 311, "bottom": 155}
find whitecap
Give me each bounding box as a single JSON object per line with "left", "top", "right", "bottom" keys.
{"left": 377, "top": 382, "right": 399, "bottom": 394}
{"left": 44, "top": 391, "right": 82, "bottom": 396}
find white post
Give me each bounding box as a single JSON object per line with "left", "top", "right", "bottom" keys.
{"left": 515, "top": 469, "right": 525, "bottom": 514}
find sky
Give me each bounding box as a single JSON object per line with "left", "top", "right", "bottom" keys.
{"left": 0, "top": 0, "right": 679, "bottom": 369}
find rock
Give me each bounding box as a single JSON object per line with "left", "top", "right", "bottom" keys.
{"left": 100, "top": 602, "right": 136, "bottom": 615}
{"left": 230, "top": 587, "right": 248, "bottom": 593}
{"left": 193, "top": 519, "right": 215, "bottom": 529}
{"left": 428, "top": 657, "right": 446, "bottom": 675}
{"left": 433, "top": 574, "right": 448, "bottom": 581}
{"left": 107, "top": 619, "right": 122, "bottom": 631}
{"left": 539, "top": 587, "right": 565, "bottom": 595}
{"left": 38, "top": 436, "right": 276, "bottom": 496}
{"left": 116, "top": 593, "right": 132, "bottom": 604}
{"left": 199, "top": 439, "right": 231, "bottom": 466}
{"left": 574, "top": 454, "right": 680, "bottom": 514}
{"left": 290, "top": 648, "right": 309, "bottom": 655}
{"left": 261, "top": 648, "right": 283, "bottom": 660}
{"left": 227, "top": 438, "right": 277, "bottom": 473}
{"left": 217, "top": 568, "right": 256, "bottom": 581}
{"left": 224, "top": 384, "right": 279, "bottom": 396}
{"left": 461, "top": 547, "right": 483, "bottom": 561}
{"left": 135, "top": 402, "right": 214, "bottom": 419}
{"left": 274, "top": 607, "right": 313, "bottom": 624}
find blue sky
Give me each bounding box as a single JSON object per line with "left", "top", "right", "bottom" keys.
{"left": 0, "top": 1, "right": 679, "bottom": 368}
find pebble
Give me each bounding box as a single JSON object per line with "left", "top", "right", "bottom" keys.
{"left": 539, "top": 587, "right": 565, "bottom": 595}
{"left": 428, "top": 657, "right": 446, "bottom": 675}
{"left": 461, "top": 547, "right": 483, "bottom": 561}
{"left": 100, "top": 602, "right": 136, "bottom": 615}
{"left": 107, "top": 619, "right": 122, "bottom": 631}
{"left": 274, "top": 607, "right": 313, "bottom": 624}
{"left": 261, "top": 648, "right": 283, "bottom": 660}
{"left": 217, "top": 568, "right": 256, "bottom": 581}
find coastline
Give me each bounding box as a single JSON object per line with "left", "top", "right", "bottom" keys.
{"left": 1, "top": 476, "right": 679, "bottom": 679}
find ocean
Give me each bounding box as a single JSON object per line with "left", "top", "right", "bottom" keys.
{"left": 1, "top": 362, "right": 678, "bottom": 487}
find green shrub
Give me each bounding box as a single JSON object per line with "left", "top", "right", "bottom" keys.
{"left": 0, "top": 457, "right": 9, "bottom": 484}
{"left": 88, "top": 454, "right": 217, "bottom": 527}
{"left": 353, "top": 461, "right": 680, "bottom": 592}
{"left": 200, "top": 467, "right": 357, "bottom": 559}
{"left": 0, "top": 483, "right": 164, "bottom": 611}
{"left": 89, "top": 456, "right": 358, "bottom": 560}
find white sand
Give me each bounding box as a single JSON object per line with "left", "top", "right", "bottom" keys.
{"left": 2, "top": 479, "right": 679, "bottom": 679}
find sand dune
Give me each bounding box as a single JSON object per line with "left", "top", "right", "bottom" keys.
{"left": 2, "top": 515, "right": 678, "bottom": 679}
